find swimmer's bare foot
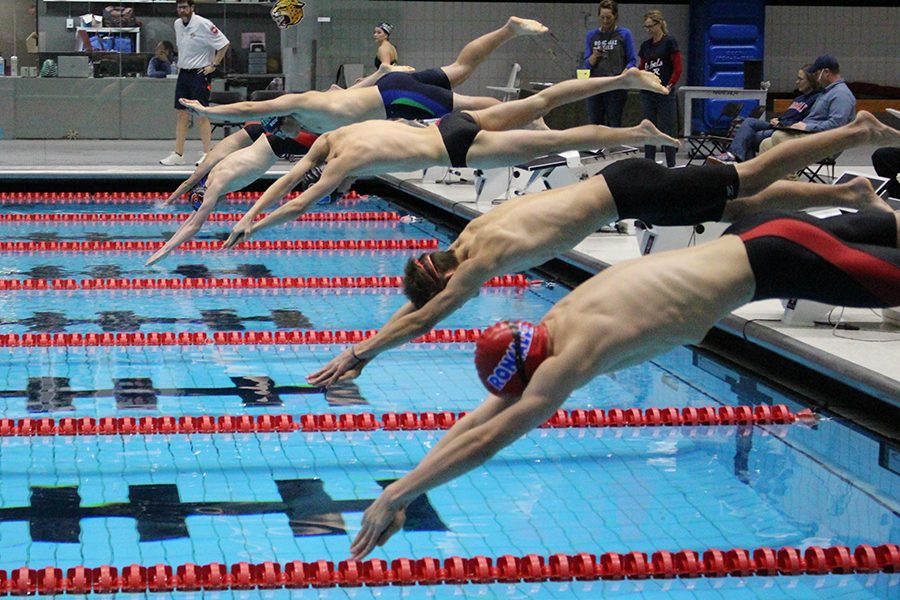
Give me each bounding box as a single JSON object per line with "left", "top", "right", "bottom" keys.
{"left": 383, "top": 64, "right": 415, "bottom": 74}
{"left": 850, "top": 110, "right": 900, "bottom": 146}
{"left": 506, "top": 17, "right": 548, "bottom": 37}
{"left": 620, "top": 67, "right": 668, "bottom": 95}
{"left": 632, "top": 119, "right": 680, "bottom": 148}
{"left": 842, "top": 176, "right": 894, "bottom": 213}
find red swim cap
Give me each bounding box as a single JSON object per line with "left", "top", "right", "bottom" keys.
{"left": 475, "top": 320, "right": 549, "bottom": 399}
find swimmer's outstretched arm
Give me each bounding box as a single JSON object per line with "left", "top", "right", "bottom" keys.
{"left": 307, "top": 262, "right": 487, "bottom": 386}
{"left": 223, "top": 141, "right": 333, "bottom": 248}
{"left": 247, "top": 169, "right": 345, "bottom": 234}
{"left": 180, "top": 94, "right": 304, "bottom": 121}
{"left": 165, "top": 128, "right": 255, "bottom": 205}
{"left": 146, "top": 195, "right": 219, "bottom": 266}
{"left": 350, "top": 355, "right": 578, "bottom": 560}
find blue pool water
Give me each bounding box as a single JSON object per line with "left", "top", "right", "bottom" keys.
{"left": 0, "top": 194, "right": 896, "bottom": 599}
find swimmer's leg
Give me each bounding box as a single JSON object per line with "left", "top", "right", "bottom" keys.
{"left": 440, "top": 17, "right": 547, "bottom": 87}
{"left": 726, "top": 211, "right": 900, "bottom": 307}
{"left": 451, "top": 94, "right": 502, "bottom": 112}
{"left": 466, "top": 121, "right": 678, "bottom": 169}
{"left": 471, "top": 68, "right": 669, "bottom": 131}
{"left": 722, "top": 177, "right": 894, "bottom": 222}
{"left": 146, "top": 140, "right": 278, "bottom": 266}
{"left": 166, "top": 127, "right": 257, "bottom": 205}
{"left": 735, "top": 111, "right": 900, "bottom": 197}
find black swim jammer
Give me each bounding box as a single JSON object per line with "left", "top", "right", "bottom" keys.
{"left": 602, "top": 159, "right": 740, "bottom": 226}
{"left": 724, "top": 210, "right": 900, "bottom": 307}
{"left": 437, "top": 111, "right": 481, "bottom": 168}
{"left": 376, "top": 68, "right": 454, "bottom": 120}
{"left": 266, "top": 130, "right": 319, "bottom": 160}
{"left": 244, "top": 124, "right": 318, "bottom": 160}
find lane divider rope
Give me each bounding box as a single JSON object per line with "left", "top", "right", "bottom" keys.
{"left": 1, "top": 544, "right": 896, "bottom": 593}
{"left": 0, "top": 274, "right": 534, "bottom": 291}
{"left": 0, "top": 191, "right": 368, "bottom": 204}
{"left": 0, "top": 211, "right": 399, "bottom": 223}
{"left": 0, "top": 404, "right": 812, "bottom": 437}
{"left": 0, "top": 239, "right": 438, "bottom": 253}
{"left": 0, "top": 327, "right": 477, "bottom": 347}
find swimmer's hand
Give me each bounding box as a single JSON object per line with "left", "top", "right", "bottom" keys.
{"left": 350, "top": 493, "right": 406, "bottom": 560}
{"left": 145, "top": 249, "right": 166, "bottom": 267}
{"left": 306, "top": 347, "right": 369, "bottom": 387}
{"left": 222, "top": 223, "right": 253, "bottom": 249}
{"left": 179, "top": 98, "right": 207, "bottom": 115}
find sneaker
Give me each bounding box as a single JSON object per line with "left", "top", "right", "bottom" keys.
{"left": 195, "top": 153, "right": 207, "bottom": 166}
{"left": 711, "top": 151, "right": 736, "bottom": 163}
{"left": 159, "top": 152, "right": 185, "bottom": 166}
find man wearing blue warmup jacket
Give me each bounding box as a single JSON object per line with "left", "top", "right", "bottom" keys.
{"left": 582, "top": 1, "right": 637, "bottom": 128}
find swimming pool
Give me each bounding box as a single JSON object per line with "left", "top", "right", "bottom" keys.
{"left": 0, "top": 191, "right": 896, "bottom": 598}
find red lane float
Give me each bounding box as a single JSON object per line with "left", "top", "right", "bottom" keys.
{"left": 0, "top": 191, "right": 368, "bottom": 204}
{"left": 0, "top": 405, "right": 814, "bottom": 438}
{"left": 0, "top": 274, "right": 534, "bottom": 291}
{"left": 2, "top": 544, "right": 896, "bottom": 594}
{"left": 0, "top": 238, "right": 438, "bottom": 253}
{"left": 0, "top": 327, "right": 481, "bottom": 348}
{"left": 0, "top": 211, "right": 399, "bottom": 223}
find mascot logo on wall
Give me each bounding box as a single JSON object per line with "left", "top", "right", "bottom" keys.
{"left": 271, "top": 0, "right": 305, "bottom": 30}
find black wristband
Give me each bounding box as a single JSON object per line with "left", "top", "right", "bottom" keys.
{"left": 350, "top": 347, "right": 367, "bottom": 366}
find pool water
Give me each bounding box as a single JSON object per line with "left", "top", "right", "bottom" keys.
{"left": 0, "top": 194, "right": 896, "bottom": 598}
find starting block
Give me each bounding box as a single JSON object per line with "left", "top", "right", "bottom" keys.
{"left": 421, "top": 166, "right": 476, "bottom": 184}
{"left": 474, "top": 167, "right": 537, "bottom": 203}
{"left": 520, "top": 145, "right": 639, "bottom": 192}
{"left": 635, "top": 221, "right": 729, "bottom": 256}
{"left": 476, "top": 145, "right": 640, "bottom": 204}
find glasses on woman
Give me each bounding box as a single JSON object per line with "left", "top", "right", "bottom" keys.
{"left": 643, "top": 22, "right": 658, "bottom": 30}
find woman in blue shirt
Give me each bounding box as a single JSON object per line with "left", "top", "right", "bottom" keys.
{"left": 716, "top": 66, "right": 822, "bottom": 162}
{"left": 582, "top": 1, "right": 636, "bottom": 127}
{"left": 147, "top": 41, "right": 176, "bottom": 78}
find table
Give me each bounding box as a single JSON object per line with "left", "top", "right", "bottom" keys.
{"left": 224, "top": 73, "right": 284, "bottom": 97}
{"left": 679, "top": 86, "right": 767, "bottom": 135}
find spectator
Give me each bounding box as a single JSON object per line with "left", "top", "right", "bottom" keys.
{"left": 638, "top": 9, "right": 681, "bottom": 167}
{"left": 147, "top": 41, "right": 176, "bottom": 78}
{"left": 159, "top": 0, "right": 230, "bottom": 167}
{"left": 873, "top": 147, "right": 900, "bottom": 198}
{"left": 582, "top": 1, "right": 636, "bottom": 128}
{"left": 373, "top": 22, "right": 398, "bottom": 69}
{"left": 758, "top": 54, "right": 856, "bottom": 155}
{"left": 714, "top": 65, "right": 821, "bottom": 162}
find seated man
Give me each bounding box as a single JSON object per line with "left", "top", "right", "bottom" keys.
{"left": 714, "top": 64, "right": 821, "bottom": 162}
{"left": 146, "top": 116, "right": 318, "bottom": 265}
{"left": 179, "top": 17, "right": 548, "bottom": 134}
{"left": 350, "top": 206, "right": 900, "bottom": 559}
{"left": 145, "top": 69, "right": 676, "bottom": 264}
{"left": 757, "top": 54, "right": 856, "bottom": 155}
{"left": 872, "top": 146, "right": 900, "bottom": 199}
{"left": 306, "top": 112, "right": 898, "bottom": 386}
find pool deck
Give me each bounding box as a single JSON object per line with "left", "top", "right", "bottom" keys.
{"left": 0, "top": 138, "right": 897, "bottom": 409}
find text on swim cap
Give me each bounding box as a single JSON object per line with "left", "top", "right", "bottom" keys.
{"left": 486, "top": 323, "right": 533, "bottom": 392}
